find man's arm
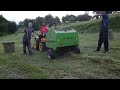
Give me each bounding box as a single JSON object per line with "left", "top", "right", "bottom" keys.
{"left": 32, "top": 29, "right": 39, "bottom": 36}
{"left": 23, "top": 28, "right": 26, "bottom": 33}
{"left": 34, "top": 31, "right": 39, "bottom": 36}
{"left": 96, "top": 13, "right": 102, "bottom": 16}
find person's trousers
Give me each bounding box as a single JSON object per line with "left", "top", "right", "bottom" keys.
{"left": 23, "top": 39, "right": 32, "bottom": 54}
{"left": 97, "top": 31, "right": 109, "bottom": 51}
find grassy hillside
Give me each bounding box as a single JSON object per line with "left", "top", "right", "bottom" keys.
{"left": 60, "top": 13, "right": 120, "bottom": 33}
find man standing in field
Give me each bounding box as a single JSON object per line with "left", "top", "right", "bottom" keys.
{"left": 23, "top": 22, "right": 39, "bottom": 55}
{"left": 95, "top": 11, "right": 109, "bottom": 53}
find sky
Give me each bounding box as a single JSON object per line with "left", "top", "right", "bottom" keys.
{"left": 0, "top": 11, "right": 94, "bottom": 24}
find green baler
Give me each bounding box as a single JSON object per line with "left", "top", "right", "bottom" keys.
{"left": 46, "top": 29, "right": 79, "bottom": 51}
{"left": 46, "top": 28, "right": 80, "bottom": 59}
{"left": 34, "top": 28, "right": 80, "bottom": 59}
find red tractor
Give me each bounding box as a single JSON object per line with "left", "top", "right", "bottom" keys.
{"left": 33, "top": 23, "right": 48, "bottom": 51}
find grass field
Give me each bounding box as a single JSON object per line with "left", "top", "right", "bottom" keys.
{"left": 0, "top": 31, "right": 120, "bottom": 79}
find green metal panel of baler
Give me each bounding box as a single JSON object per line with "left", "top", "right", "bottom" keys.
{"left": 56, "top": 30, "right": 79, "bottom": 47}
{"left": 46, "top": 29, "right": 79, "bottom": 50}
{"left": 46, "top": 29, "right": 57, "bottom": 50}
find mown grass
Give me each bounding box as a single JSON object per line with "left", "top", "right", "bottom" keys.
{"left": 0, "top": 31, "right": 120, "bottom": 79}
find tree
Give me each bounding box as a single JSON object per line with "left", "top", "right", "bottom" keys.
{"left": 0, "top": 15, "right": 8, "bottom": 23}
{"left": 65, "top": 15, "right": 70, "bottom": 22}
{"left": 0, "top": 15, "right": 8, "bottom": 33}
{"left": 76, "top": 14, "right": 91, "bottom": 21}
{"left": 8, "top": 21, "right": 17, "bottom": 33}
{"left": 62, "top": 16, "right": 66, "bottom": 23}
{"left": 18, "top": 21, "right": 24, "bottom": 27}
{"left": 62, "top": 15, "right": 70, "bottom": 22}
{"left": 0, "top": 15, "right": 17, "bottom": 34}
{"left": 36, "top": 16, "right": 44, "bottom": 26}
{"left": 44, "top": 14, "right": 54, "bottom": 23}
{"left": 0, "top": 23, "right": 8, "bottom": 33}
{"left": 69, "top": 15, "right": 76, "bottom": 22}
{"left": 34, "top": 16, "right": 44, "bottom": 30}
{"left": 54, "top": 16, "right": 61, "bottom": 24}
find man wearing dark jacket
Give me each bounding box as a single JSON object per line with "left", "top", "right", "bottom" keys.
{"left": 95, "top": 11, "right": 109, "bottom": 53}
{"left": 23, "top": 22, "right": 39, "bottom": 55}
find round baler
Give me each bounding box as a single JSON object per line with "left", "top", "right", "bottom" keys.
{"left": 33, "top": 27, "right": 80, "bottom": 59}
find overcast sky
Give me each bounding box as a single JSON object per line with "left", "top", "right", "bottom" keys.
{"left": 0, "top": 11, "right": 93, "bottom": 24}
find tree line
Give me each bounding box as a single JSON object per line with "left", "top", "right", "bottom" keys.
{"left": 0, "top": 15, "right": 17, "bottom": 36}
{"left": 18, "top": 14, "right": 61, "bottom": 31}
{"left": 62, "top": 14, "right": 92, "bottom": 22}
{"left": 18, "top": 14, "right": 92, "bottom": 31}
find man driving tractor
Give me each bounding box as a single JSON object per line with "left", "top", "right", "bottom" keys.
{"left": 40, "top": 23, "right": 49, "bottom": 35}
{"left": 39, "top": 23, "right": 49, "bottom": 43}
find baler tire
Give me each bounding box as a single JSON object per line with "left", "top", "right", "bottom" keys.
{"left": 74, "top": 47, "right": 80, "bottom": 54}
{"left": 47, "top": 49, "right": 55, "bottom": 59}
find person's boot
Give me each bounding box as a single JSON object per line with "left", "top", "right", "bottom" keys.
{"left": 29, "top": 51, "right": 33, "bottom": 55}
{"left": 23, "top": 51, "right": 27, "bottom": 55}
{"left": 103, "top": 51, "right": 109, "bottom": 54}
{"left": 94, "top": 50, "right": 100, "bottom": 52}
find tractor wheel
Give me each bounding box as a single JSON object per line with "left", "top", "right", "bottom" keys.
{"left": 39, "top": 42, "right": 46, "bottom": 51}
{"left": 34, "top": 39, "right": 39, "bottom": 50}
{"left": 47, "top": 49, "right": 55, "bottom": 59}
{"left": 74, "top": 47, "right": 80, "bottom": 54}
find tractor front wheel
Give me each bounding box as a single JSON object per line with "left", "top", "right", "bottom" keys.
{"left": 33, "top": 39, "right": 39, "bottom": 50}
{"left": 47, "top": 49, "right": 55, "bottom": 59}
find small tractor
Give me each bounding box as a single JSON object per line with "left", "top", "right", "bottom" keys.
{"left": 33, "top": 23, "right": 80, "bottom": 59}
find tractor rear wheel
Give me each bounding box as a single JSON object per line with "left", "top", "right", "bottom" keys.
{"left": 47, "top": 49, "right": 55, "bottom": 59}
{"left": 39, "top": 42, "right": 46, "bottom": 51}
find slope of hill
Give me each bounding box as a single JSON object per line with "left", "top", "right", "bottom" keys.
{"left": 60, "top": 13, "right": 120, "bottom": 33}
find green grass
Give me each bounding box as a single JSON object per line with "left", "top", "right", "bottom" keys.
{"left": 0, "top": 31, "right": 120, "bottom": 79}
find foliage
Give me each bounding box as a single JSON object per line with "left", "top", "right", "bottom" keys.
{"left": 62, "top": 14, "right": 92, "bottom": 22}
{"left": 0, "top": 15, "right": 17, "bottom": 34}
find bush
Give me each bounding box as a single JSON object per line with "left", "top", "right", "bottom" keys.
{"left": 109, "top": 15, "right": 120, "bottom": 31}
{"left": 0, "top": 23, "right": 8, "bottom": 33}
{"left": 8, "top": 21, "right": 17, "bottom": 33}
{"left": 76, "top": 14, "right": 92, "bottom": 22}
{"left": 0, "top": 32, "right": 9, "bottom": 36}
{"left": 0, "top": 15, "right": 17, "bottom": 35}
